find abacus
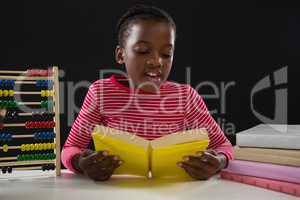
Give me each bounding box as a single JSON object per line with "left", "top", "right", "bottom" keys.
{"left": 0, "top": 67, "right": 61, "bottom": 176}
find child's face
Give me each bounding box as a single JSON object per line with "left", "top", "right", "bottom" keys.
{"left": 116, "top": 20, "right": 175, "bottom": 93}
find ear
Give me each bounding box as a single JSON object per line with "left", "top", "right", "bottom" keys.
{"left": 115, "top": 45, "right": 125, "bottom": 64}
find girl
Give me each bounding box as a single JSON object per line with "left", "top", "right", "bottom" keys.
{"left": 62, "top": 4, "right": 233, "bottom": 181}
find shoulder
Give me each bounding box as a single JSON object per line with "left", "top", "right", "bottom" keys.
{"left": 88, "top": 77, "right": 115, "bottom": 91}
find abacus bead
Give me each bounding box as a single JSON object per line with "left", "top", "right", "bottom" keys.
{"left": 41, "top": 90, "right": 46, "bottom": 97}
{"left": 8, "top": 101, "right": 13, "bottom": 108}
{"left": 2, "top": 100, "right": 8, "bottom": 108}
{"left": 3, "top": 133, "right": 8, "bottom": 142}
{"left": 2, "top": 133, "right": 6, "bottom": 142}
{"left": 25, "top": 121, "right": 30, "bottom": 128}
{"left": 40, "top": 70, "right": 47, "bottom": 76}
{"left": 2, "top": 167, "right": 7, "bottom": 174}
{"left": 32, "top": 121, "right": 38, "bottom": 128}
{"left": 0, "top": 90, "right": 2, "bottom": 97}
{"left": 47, "top": 122, "right": 52, "bottom": 128}
{"left": 45, "top": 132, "right": 49, "bottom": 139}
{"left": 47, "top": 80, "right": 53, "bottom": 87}
{"left": 34, "top": 143, "right": 39, "bottom": 150}
{"left": 45, "top": 143, "right": 50, "bottom": 150}
{"left": 4, "top": 80, "right": 9, "bottom": 87}
{"left": 47, "top": 132, "right": 52, "bottom": 139}
{"left": 41, "top": 80, "right": 46, "bottom": 86}
{"left": 39, "top": 80, "right": 44, "bottom": 86}
{"left": 3, "top": 90, "right": 8, "bottom": 97}
{"left": 7, "top": 133, "right": 12, "bottom": 142}
{"left": 3, "top": 144, "right": 9, "bottom": 152}
{"left": 36, "top": 80, "right": 40, "bottom": 87}
{"left": 39, "top": 132, "right": 44, "bottom": 140}
{"left": 9, "top": 90, "right": 14, "bottom": 96}
{"left": 20, "top": 144, "right": 25, "bottom": 151}
{"left": 25, "top": 144, "right": 30, "bottom": 151}
{"left": 28, "top": 154, "right": 33, "bottom": 160}
{"left": 33, "top": 132, "right": 38, "bottom": 139}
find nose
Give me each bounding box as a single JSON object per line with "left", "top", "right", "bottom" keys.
{"left": 146, "top": 53, "right": 163, "bottom": 68}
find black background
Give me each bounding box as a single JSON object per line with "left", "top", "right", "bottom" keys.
{"left": 0, "top": 1, "right": 299, "bottom": 153}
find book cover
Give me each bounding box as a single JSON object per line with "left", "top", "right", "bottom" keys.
{"left": 92, "top": 125, "right": 209, "bottom": 178}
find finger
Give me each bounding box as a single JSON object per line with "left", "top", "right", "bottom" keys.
{"left": 87, "top": 159, "right": 122, "bottom": 181}
{"left": 201, "top": 151, "right": 220, "bottom": 166}
{"left": 81, "top": 149, "right": 95, "bottom": 157}
{"left": 81, "top": 151, "right": 107, "bottom": 167}
{"left": 94, "top": 173, "right": 112, "bottom": 181}
{"left": 96, "top": 155, "right": 121, "bottom": 170}
{"left": 183, "top": 156, "right": 216, "bottom": 172}
{"left": 179, "top": 162, "right": 209, "bottom": 180}
{"left": 206, "top": 149, "right": 218, "bottom": 156}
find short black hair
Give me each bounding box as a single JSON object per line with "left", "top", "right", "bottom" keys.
{"left": 116, "top": 4, "right": 176, "bottom": 47}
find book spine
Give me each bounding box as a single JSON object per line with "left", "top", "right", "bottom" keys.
{"left": 236, "top": 134, "right": 300, "bottom": 149}
{"left": 223, "top": 160, "right": 300, "bottom": 184}
{"left": 234, "top": 148, "right": 300, "bottom": 167}
{"left": 220, "top": 171, "right": 300, "bottom": 197}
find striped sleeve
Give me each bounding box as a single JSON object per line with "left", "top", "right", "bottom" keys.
{"left": 184, "top": 85, "right": 233, "bottom": 160}
{"left": 61, "top": 81, "right": 103, "bottom": 172}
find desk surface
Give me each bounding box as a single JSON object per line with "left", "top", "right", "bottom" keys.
{"left": 0, "top": 170, "right": 298, "bottom": 200}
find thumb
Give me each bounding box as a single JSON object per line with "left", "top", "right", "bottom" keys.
{"left": 81, "top": 149, "right": 94, "bottom": 157}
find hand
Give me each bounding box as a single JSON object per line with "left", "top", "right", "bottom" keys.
{"left": 74, "top": 149, "right": 123, "bottom": 181}
{"left": 177, "top": 150, "right": 227, "bottom": 180}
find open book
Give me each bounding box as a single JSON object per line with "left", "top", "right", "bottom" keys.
{"left": 92, "top": 125, "right": 209, "bottom": 178}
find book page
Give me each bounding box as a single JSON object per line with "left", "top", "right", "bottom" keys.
{"left": 92, "top": 125, "right": 149, "bottom": 176}
{"left": 150, "top": 128, "right": 209, "bottom": 148}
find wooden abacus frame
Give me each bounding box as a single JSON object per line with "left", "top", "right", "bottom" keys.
{"left": 0, "top": 66, "right": 61, "bottom": 176}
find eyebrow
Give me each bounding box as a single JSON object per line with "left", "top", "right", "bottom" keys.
{"left": 135, "top": 40, "right": 173, "bottom": 48}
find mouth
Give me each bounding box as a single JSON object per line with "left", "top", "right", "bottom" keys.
{"left": 144, "top": 71, "right": 162, "bottom": 84}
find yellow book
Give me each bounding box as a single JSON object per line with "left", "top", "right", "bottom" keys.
{"left": 92, "top": 125, "right": 209, "bottom": 178}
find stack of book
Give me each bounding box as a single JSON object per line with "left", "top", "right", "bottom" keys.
{"left": 221, "top": 124, "right": 300, "bottom": 197}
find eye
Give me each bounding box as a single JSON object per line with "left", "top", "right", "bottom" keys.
{"left": 162, "top": 54, "right": 172, "bottom": 59}
{"left": 136, "top": 50, "right": 150, "bottom": 55}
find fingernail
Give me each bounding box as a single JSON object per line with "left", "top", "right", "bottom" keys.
{"left": 183, "top": 156, "right": 189, "bottom": 161}
{"left": 102, "top": 151, "right": 108, "bottom": 156}
{"left": 196, "top": 151, "right": 204, "bottom": 156}
{"left": 118, "top": 160, "right": 123, "bottom": 165}
{"left": 202, "top": 158, "right": 208, "bottom": 162}
{"left": 177, "top": 162, "right": 183, "bottom": 167}
{"left": 113, "top": 156, "right": 119, "bottom": 160}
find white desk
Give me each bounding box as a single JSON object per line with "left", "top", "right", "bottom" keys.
{"left": 0, "top": 170, "right": 298, "bottom": 200}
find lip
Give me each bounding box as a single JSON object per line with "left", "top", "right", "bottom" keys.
{"left": 144, "top": 71, "right": 163, "bottom": 84}
{"left": 144, "top": 71, "right": 162, "bottom": 77}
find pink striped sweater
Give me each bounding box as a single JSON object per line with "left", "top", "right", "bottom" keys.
{"left": 62, "top": 75, "right": 233, "bottom": 172}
